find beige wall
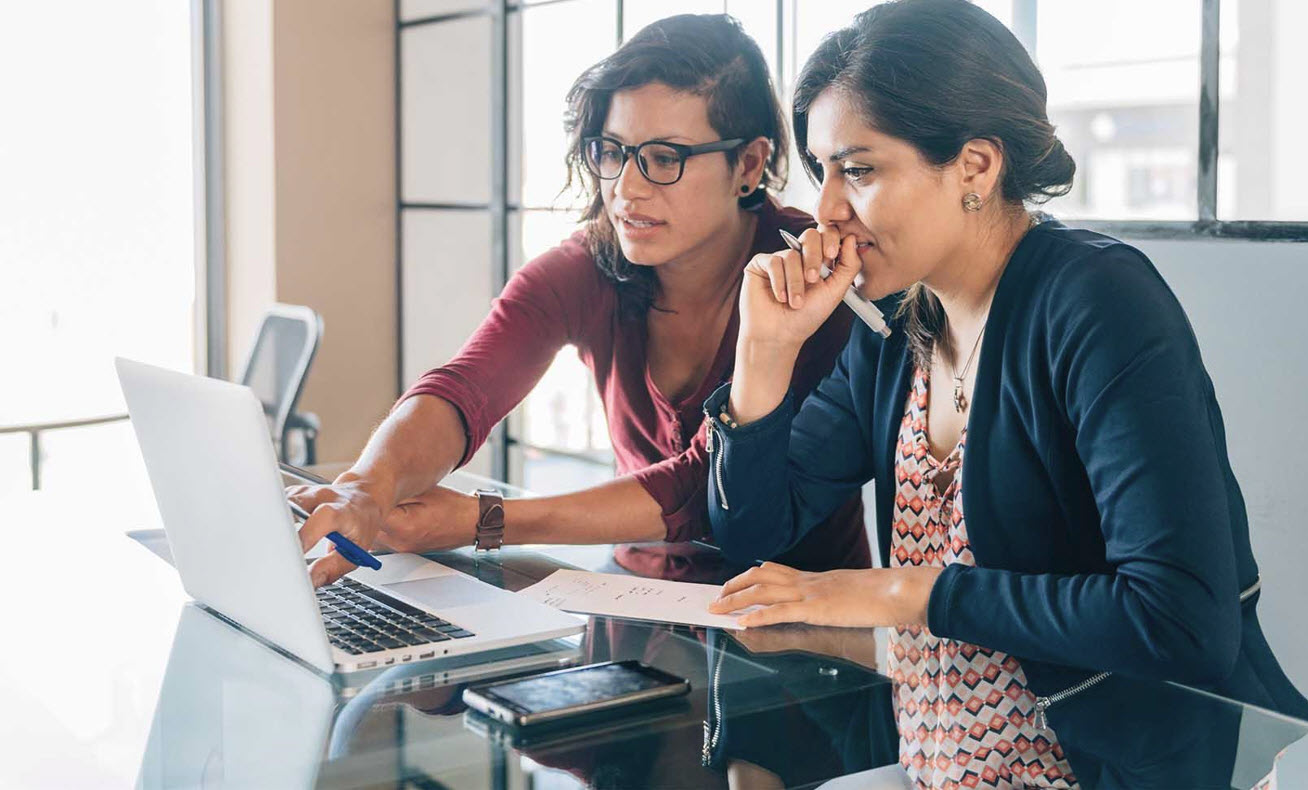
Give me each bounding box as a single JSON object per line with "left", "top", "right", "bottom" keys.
{"left": 222, "top": 0, "right": 276, "bottom": 383}
{"left": 223, "top": 0, "right": 397, "bottom": 464}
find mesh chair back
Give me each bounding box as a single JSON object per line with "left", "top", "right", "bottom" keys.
{"left": 238, "top": 304, "right": 322, "bottom": 459}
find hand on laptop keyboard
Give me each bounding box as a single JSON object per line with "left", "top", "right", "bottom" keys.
{"left": 288, "top": 477, "right": 389, "bottom": 587}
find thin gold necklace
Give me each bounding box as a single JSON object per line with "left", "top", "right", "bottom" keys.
{"left": 945, "top": 324, "right": 986, "bottom": 413}
{"left": 941, "top": 212, "right": 1038, "bottom": 412}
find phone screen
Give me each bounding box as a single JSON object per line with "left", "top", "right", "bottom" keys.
{"left": 487, "top": 663, "right": 675, "bottom": 714}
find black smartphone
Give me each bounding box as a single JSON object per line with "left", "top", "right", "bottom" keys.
{"left": 462, "top": 701, "right": 691, "bottom": 749}
{"left": 461, "top": 660, "right": 691, "bottom": 727}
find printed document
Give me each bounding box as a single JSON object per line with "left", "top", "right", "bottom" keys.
{"left": 520, "top": 569, "right": 750, "bottom": 630}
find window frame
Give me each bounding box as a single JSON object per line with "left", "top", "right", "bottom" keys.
{"left": 1066, "top": 0, "right": 1308, "bottom": 241}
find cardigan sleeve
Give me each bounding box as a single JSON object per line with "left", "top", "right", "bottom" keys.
{"left": 704, "top": 330, "right": 877, "bottom": 563}
{"left": 635, "top": 308, "right": 856, "bottom": 544}
{"left": 927, "top": 246, "right": 1243, "bottom": 684}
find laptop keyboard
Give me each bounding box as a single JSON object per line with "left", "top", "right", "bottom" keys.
{"left": 317, "top": 577, "right": 475, "bottom": 655}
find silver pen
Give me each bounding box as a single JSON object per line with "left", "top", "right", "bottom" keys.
{"left": 778, "top": 228, "right": 891, "bottom": 338}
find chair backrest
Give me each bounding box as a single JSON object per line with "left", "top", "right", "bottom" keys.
{"left": 238, "top": 304, "right": 322, "bottom": 455}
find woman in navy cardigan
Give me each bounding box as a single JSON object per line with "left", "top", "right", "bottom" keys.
{"left": 703, "top": 0, "right": 1306, "bottom": 784}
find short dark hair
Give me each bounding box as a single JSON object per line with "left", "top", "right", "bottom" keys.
{"left": 792, "top": 0, "right": 1076, "bottom": 366}
{"left": 563, "top": 14, "right": 789, "bottom": 317}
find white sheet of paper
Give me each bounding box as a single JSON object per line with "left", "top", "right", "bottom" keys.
{"left": 520, "top": 569, "right": 749, "bottom": 630}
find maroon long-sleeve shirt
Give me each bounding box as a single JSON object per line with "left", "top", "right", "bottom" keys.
{"left": 402, "top": 199, "right": 869, "bottom": 571}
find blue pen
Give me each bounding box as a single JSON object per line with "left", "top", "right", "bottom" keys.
{"left": 288, "top": 500, "right": 383, "bottom": 571}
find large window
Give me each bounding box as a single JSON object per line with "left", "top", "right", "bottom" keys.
{"left": 1036, "top": 0, "right": 1206, "bottom": 221}
{"left": 1218, "top": 0, "right": 1308, "bottom": 221}
{"left": 1015, "top": 0, "right": 1305, "bottom": 229}
{"left": 397, "top": 0, "right": 1307, "bottom": 491}
{"left": 0, "top": 2, "right": 199, "bottom": 502}
{"left": 399, "top": 1, "right": 624, "bottom": 490}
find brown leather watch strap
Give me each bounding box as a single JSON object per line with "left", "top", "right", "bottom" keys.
{"left": 474, "top": 489, "right": 505, "bottom": 552}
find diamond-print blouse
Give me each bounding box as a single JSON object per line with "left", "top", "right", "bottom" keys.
{"left": 888, "top": 367, "right": 1079, "bottom": 789}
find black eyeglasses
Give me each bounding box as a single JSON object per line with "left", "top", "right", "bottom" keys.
{"left": 581, "top": 136, "right": 745, "bottom": 186}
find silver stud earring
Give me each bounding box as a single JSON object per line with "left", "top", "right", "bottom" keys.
{"left": 962, "top": 192, "right": 983, "bottom": 212}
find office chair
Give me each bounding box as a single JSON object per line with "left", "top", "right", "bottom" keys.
{"left": 239, "top": 304, "right": 323, "bottom": 465}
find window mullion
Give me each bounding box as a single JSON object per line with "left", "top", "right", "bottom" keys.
{"left": 1198, "top": 0, "right": 1220, "bottom": 222}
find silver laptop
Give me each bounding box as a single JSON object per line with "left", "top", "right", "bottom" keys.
{"left": 116, "top": 357, "right": 583, "bottom": 675}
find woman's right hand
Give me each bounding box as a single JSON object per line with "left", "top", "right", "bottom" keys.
{"left": 728, "top": 226, "right": 862, "bottom": 424}
{"left": 288, "top": 476, "right": 391, "bottom": 587}
{"left": 737, "top": 226, "right": 861, "bottom": 351}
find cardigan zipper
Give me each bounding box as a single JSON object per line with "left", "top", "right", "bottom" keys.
{"left": 701, "top": 641, "right": 728, "bottom": 766}
{"left": 1033, "top": 576, "right": 1262, "bottom": 730}
{"left": 703, "top": 411, "right": 729, "bottom": 511}
{"left": 1033, "top": 671, "right": 1109, "bottom": 730}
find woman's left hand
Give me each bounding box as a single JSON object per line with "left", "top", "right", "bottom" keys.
{"left": 379, "top": 485, "right": 479, "bottom": 553}
{"left": 707, "top": 562, "right": 943, "bottom": 629}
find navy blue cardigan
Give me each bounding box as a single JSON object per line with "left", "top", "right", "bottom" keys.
{"left": 704, "top": 221, "right": 1308, "bottom": 718}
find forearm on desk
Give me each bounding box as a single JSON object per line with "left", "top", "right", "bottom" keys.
{"left": 502, "top": 477, "right": 668, "bottom": 545}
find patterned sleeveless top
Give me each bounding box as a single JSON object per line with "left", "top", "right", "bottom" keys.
{"left": 888, "top": 367, "right": 1079, "bottom": 789}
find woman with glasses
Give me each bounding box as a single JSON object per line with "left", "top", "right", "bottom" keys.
{"left": 702, "top": 0, "right": 1308, "bottom": 786}
{"left": 290, "top": 14, "right": 870, "bottom": 586}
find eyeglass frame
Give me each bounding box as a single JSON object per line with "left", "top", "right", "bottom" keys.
{"left": 581, "top": 135, "right": 747, "bottom": 186}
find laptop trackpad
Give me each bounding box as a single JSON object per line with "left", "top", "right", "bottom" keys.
{"left": 382, "top": 574, "right": 502, "bottom": 611}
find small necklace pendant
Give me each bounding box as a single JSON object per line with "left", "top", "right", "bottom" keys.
{"left": 953, "top": 378, "right": 968, "bottom": 413}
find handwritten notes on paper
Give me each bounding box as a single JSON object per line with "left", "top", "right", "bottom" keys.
{"left": 519, "top": 569, "right": 751, "bottom": 630}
